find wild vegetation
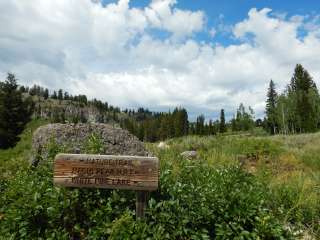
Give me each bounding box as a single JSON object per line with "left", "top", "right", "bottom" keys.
{"left": 7, "top": 74, "right": 257, "bottom": 143}
{"left": 0, "top": 64, "right": 319, "bottom": 239}
{"left": 0, "top": 121, "right": 319, "bottom": 239}
{"left": 0, "top": 73, "right": 34, "bottom": 148}
{"left": 266, "top": 64, "right": 320, "bottom": 134}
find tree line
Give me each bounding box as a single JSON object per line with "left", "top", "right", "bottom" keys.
{"left": 120, "top": 105, "right": 257, "bottom": 142}
{"left": 0, "top": 72, "right": 259, "bottom": 148}
{"left": 23, "top": 83, "right": 123, "bottom": 124}
{"left": 265, "top": 64, "right": 320, "bottom": 134}
{"left": 3, "top": 64, "right": 316, "bottom": 148}
{"left": 20, "top": 84, "right": 121, "bottom": 112}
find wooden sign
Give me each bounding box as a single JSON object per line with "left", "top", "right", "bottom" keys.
{"left": 54, "top": 154, "right": 159, "bottom": 191}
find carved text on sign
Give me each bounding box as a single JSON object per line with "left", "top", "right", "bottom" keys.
{"left": 54, "top": 154, "right": 159, "bottom": 191}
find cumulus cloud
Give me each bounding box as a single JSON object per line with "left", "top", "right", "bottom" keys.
{"left": 0, "top": 1, "right": 320, "bottom": 120}
{"left": 145, "top": 0, "right": 204, "bottom": 39}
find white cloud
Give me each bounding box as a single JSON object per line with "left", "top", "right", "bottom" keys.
{"left": 0, "top": 1, "right": 320, "bottom": 120}
{"left": 209, "top": 27, "right": 216, "bottom": 38}
{"left": 145, "top": 0, "right": 204, "bottom": 39}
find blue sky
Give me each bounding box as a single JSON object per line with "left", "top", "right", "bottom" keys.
{"left": 1, "top": 0, "right": 320, "bottom": 120}
{"left": 104, "top": 0, "right": 320, "bottom": 46}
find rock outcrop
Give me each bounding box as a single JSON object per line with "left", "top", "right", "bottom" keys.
{"left": 32, "top": 123, "right": 149, "bottom": 165}
{"left": 180, "top": 150, "right": 197, "bottom": 159}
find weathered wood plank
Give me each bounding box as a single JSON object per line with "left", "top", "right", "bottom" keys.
{"left": 136, "top": 191, "right": 148, "bottom": 219}
{"left": 53, "top": 154, "right": 159, "bottom": 191}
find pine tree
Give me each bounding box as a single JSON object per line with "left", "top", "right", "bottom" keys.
{"left": 172, "top": 108, "right": 189, "bottom": 137}
{"left": 64, "top": 91, "right": 69, "bottom": 100}
{"left": 52, "top": 91, "right": 57, "bottom": 99}
{"left": 29, "top": 85, "right": 37, "bottom": 96}
{"left": 159, "top": 114, "right": 169, "bottom": 140}
{"left": 266, "top": 80, "right": 278, "bottom": 134}
{"left": 181, "top": 108, "right": 189, "bottom": 135}
{"left": 219, "top": 109, "right": 226, "bottom": 133}
{"left": 19, "top": 86, "right": 26, "bottom": 93}
{"left": 0, "top": 73, "right": 34, "bottom": 148}
{"left": 58, "top": 89, "right": 63, "bottom": 100}
{"left": 195, "top": 115, "right": 205, "bottom": 135}
{"left": 44, "top": 88, "right": 49, "bottom": 100}
{"left": 289, "top": 64, "right": 319, "bottom": 132}
{"left": 208, "top": 119, "right": 214, "bottom": 135}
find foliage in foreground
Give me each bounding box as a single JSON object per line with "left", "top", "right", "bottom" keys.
{"left": 1, "top": 122, "right": 320, "bottom": 239}
{"left": 0, "top": 134, "right": 293, "bottom": 239}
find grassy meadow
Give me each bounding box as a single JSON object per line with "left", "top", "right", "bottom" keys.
{"left": 0, "top": 121, "right": 319, "bottom": 239}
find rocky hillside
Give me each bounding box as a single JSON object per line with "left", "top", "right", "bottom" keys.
{"left": 30, "top": 95, "right": 125, "bottom": 125}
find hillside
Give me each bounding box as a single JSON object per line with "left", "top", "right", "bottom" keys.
{"left": 30, "top": 94, "right": 123, "bottom": 126}
{"left": 0, "top": 120, "right": 319, "bottom": 239}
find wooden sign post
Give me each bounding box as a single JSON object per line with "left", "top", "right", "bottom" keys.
{"left": 54, "top": 154, "right": 159, "bottom": 219}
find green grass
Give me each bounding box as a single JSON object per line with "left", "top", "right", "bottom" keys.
{"left": 1, "top": 123, "right": 319, "bottom": 239}
{"left": 153, "top": 132, "right": 320, "bottom": 238}
{"left": 0, "top": 119, "right": 49, "bottom": 181}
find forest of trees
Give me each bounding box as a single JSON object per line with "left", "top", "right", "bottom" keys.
{"left": 120, "top": 107, "right": 189, "bottom": 142}
{"left": 265, "top": 64, "right": 320, "bottom": 134}
{"left": 21, "top": 83, "right": 123, "bottom": 124}
{"left": 1, "top": 63, "right": 319, "bottom": 148}
{"left": 120, "top": 105, "right": 256, "bottom": 142}
{"left": 0, "top": 73, "right": 258, "bottom": 147}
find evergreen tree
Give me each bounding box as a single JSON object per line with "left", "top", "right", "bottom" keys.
{"left": 266, "top": 80, "right": 278, "bottom": 134}
{"left": 58, "top": 89, "right": 63, "bottom": 100}
{"left": 78, "top": 95, "right": 87, "bottom": 105}
{"left": 19, "top": 86, "right": 26, "bottom": 93}
{"left": 195, "top": 115, "right": 205, "bottom": 135}
{"left": 44, "top": 88, "right": 49, "bottom": 100}
{"left": 64, "top": 91, "right": 69, "bottom": 100}
{"left": 189, "top": 122, "right": 195, "bottom": 135}
{"left": 219, "top": 109, "right": 226, "bottom": 133}
{"left": 172, "top": 108, "right": 188, "bottom": 137}
{"left": 289, "top": 64, "right": 319, "bottom": 132}
{"left": 208, "top": 119, "right": 214, "bottom": 135}
{"left": 52, "top": 91, "right": 57, "bottom": 99}
{"left": 159, "top": 114, "right": 169, "bottom": 140}
{"left": 264, "top": 64, "right": 320, "bottom": 134}
{"left": 0, "top": 73, "right": 34, "bottom": 148}
{"left": 29, "top": 85, "right": 37, "bottom": 96}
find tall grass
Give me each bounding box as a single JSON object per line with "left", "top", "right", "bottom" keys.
{"left": 1, "top": 121, "right": 319, "bottom": 238}
{"left": 157, "top": 132, "right": 320, "bottom": 237}
{"left": 0, "top": 119, "right": 49, "bottom": 181}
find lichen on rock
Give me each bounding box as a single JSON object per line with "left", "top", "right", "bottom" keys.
{"left": 32, "top": 123, "right": 149, "bottom": 165}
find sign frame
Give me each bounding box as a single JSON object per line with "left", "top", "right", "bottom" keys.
{"left": 53, "top": 153, "right": 159, "bottom": 218}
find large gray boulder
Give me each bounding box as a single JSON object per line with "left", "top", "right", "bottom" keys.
{"left": 32, "top": 123, "right": 149, "bottom": 165}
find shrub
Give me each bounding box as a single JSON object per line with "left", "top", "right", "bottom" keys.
{"left": 0, "top": 145, "right": 291, "bottom": 239}
{"left": 84, "top": 133, "right": 105, "bottom": 154}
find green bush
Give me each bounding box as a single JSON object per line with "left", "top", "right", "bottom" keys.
{"left": 84, "top": 133, "right": 105, "bottom": 154}
{"left": 231, "top": 138, "right": 283, "bottom": 159}
{"left": 147, "top": 154, "right": 290, "bottom": 239}
{"left": 0, "top": 142, "right": 292, "bottom": 239}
